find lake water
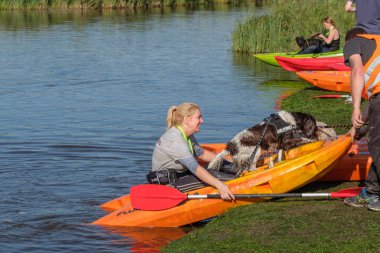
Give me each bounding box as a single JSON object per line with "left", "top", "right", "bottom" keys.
{"left": 0, "top": 5, "right": 304, "bottom": 252}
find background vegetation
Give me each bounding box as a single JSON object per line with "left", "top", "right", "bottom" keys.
{"left": 232, "top": 0, "right": 356, "bottom": 53}
{"left": 0, "top": 0, "right": 249, "bottom": 9}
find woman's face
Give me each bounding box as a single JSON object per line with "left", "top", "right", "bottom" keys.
{"left": 184, "top": 109, "right": 204, "bottom": 135}
{"left": 322, "top": 22, "right": 331, "bottom": 29}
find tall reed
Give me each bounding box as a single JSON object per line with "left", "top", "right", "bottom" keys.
{"left": 232, "top": 0, "right": 356, "bottom": 53}
{"left": 0, "top": 0, "right": 244, "bottom": 9}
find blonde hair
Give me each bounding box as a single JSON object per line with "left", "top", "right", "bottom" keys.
{"left": 322, "top": 16, "right": 335, "bottom": 27}
{"left": 166, "top": 102, "right": 200, "bottom": 129}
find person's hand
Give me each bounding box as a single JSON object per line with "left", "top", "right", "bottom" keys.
{"left": 216, "top": 181, "right": 235, "bottom": 200}
{"left": 351, "top": 107, "right": 364, "bottom": 128}
{"left": 348, "top": 126, "right": 358, "bottom": 142}
{"left": 311, "top": 32, "right": 320, "bottom": 38}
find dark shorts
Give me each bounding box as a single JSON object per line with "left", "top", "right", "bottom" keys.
{"left": 365, "top": 92, "right": 380, "bottom": 194}
{"left": 147, "top": 160, "right": 237, "bottom": 192}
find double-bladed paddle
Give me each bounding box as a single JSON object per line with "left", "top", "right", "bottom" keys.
{"left": 130, "top": 184, "right": 363, "bottom": 211}
{"left": 311, "top": 94, "right": 351, "bottom": 99}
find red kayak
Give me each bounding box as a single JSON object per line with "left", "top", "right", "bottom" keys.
{"left": 275, "top": 56, "right": 345, "bottom": 72}
{"left": 327, "top": 62, "right": 350, "bottom": 71}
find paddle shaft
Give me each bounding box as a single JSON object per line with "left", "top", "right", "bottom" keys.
{"left": 187, "top": 193, "right": 336, "bottom": 199}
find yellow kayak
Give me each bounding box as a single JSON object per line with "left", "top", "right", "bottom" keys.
{"left": 93, "top": 135, "right": 351, "bottom": 227}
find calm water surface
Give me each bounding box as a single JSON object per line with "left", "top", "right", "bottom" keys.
{"left": 0, "top": 6, "right": 304, "bottom": 252}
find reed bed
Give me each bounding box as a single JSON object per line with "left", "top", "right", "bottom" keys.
{"left": 232, "top": 0, "right": 356, "bottom": 53}
{"left": 0, "top": 0, "right": 242, "bottom": 9}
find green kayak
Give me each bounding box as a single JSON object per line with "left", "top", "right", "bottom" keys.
{"left": 253, "top": 49, "right": 343, "bottom": 67}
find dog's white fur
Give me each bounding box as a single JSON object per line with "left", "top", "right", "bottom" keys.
{"left": 209, "top": 111, "right": 336, "bottom": 173}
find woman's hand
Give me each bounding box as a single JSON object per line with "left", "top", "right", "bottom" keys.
{"left": 215, "top": 181, "right": 235, "bottom": 200}
{"left": 194, "top": 166, "right": 235, "bottom": 200}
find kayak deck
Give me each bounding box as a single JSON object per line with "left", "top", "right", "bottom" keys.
{"left": 254, "top": 50, "right": 343, "bottom": 67}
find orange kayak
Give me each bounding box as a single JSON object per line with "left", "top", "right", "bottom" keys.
{"left": 202, "top": 140, "right": 371, "bottom": 182}
{"left": 93, "top": 136, "right": 351, "bottom": 227}
{"left": 296, "top": 71, "right": 350, "bottom": 92}
{"left": 319, "top": 138, "right": 371, "bottom": 181}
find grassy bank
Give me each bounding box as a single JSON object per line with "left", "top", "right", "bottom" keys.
{"left": 232, "top": 0, "right": 356, "bottom": 53}
{"left": 164, "top": 182, "right": 379, "bottom": 253}
{"left": 163, "top": 88, "right": 376, "bottom": 252}
{"left": 0, "top": 0, "right": 250, "bottom": 10}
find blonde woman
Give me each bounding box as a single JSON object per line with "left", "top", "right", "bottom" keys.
{"left": 149, "top": 102, "right": 235, "bottom": 200}
{"left": 317, "top": 17, "right": 340, "bottom": 53}
{"left": 298, "top": 16, "right": 340, "bottom": 54}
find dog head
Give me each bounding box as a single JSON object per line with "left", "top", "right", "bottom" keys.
{"left": 295, "top": 36, "right": 308, "bottom": 50}
{"left": 296, "top": 35, "right": 323, "bottom": 50}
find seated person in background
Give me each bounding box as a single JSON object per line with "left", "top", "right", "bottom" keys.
{"left": 298, "top": 16, "right": 340, "bottom": 54}
{"left": 148, "top": 102, "right": 235, "bottom": 199}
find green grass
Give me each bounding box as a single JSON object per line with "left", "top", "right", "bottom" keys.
{"left": 164, "top": 182, "right": 380, "bottom": 253}
{"left": 280, "top": 88, "right": 353, "bottom": 134}
{"left": 163, "top": 89, "right": 374, "bottom": 252}
{"left": 232, "top": 0, "right": 356, "bottom": 53}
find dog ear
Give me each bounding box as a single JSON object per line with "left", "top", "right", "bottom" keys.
{"left": 261, "top": 125, "right": 278, "bottom": 150}
{"left": 302, "top": 115, "right": 318, "bottom": 139}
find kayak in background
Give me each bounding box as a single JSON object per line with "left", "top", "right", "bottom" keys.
{"left": 275, "top": 56, "right": 346, "bottom": 72}
{"left": 254, "top": 50, "right": 343, "bottom": 67}
{"left": 296, "top": 71, "right": 351, "bottom": 92}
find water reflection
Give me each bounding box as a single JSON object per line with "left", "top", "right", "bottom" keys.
{"left": 104, "top": 226, "right": 191, "bottom": 252}
{"left": 0, "top": 3, "right": 302, "bottom": 252}
{"left": 0, "top": 4, "right": 259, "bottom": 31}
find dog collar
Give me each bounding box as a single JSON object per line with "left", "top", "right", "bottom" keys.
{"left": 263, "top": 113, "right": 297, "bottom": 136}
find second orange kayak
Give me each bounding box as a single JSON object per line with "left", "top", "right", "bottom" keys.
{"left": 296, "top": 71, "right": 350, "bottom": 92}
{"left": 201, "top": 139, "right": 371, "bottom": 182}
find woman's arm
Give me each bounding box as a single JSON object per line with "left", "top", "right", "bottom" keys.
{"left": 318, "top": 29, "right": 338, "bottom": 44}
{"left": 194, "top": 166, "right": 235, "bottom": 200}
{"left": 197, "top": 148, "right": 216, "bottom": 162}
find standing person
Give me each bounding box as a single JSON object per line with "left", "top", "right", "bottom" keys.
{"left": 345, "top": 0, "right": 380, "bottom": 35}
{"left": 343, "top": 28, "right": 380, "bottom": 211}
{"left": 149, "top": 102, "right": 235, "bottom": 200}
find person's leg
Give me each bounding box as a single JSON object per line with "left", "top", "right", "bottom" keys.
{"left": 345, "top": 94, "right": 380, "bottom": 208}
{"left": 366, "top": 94, "right": 380, "bottom": 194}
{"left": 366, "top": 94, "right": 380, "bottom": 211}
{"left": 174, "top": 169, "right": 235, "bottom": 192}
{"left": 320, "top": 46, "right": 331, "bottom": 53}
{"left": 297, "top": 45, "right": 318, "bottom": 54}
